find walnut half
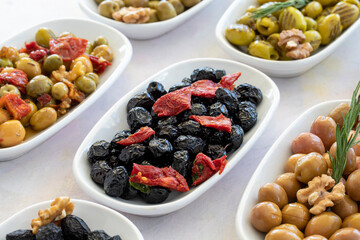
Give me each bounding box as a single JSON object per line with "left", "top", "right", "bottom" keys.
{"left": 278, "top": 29, "right": 313, "bottom": 60}
{"left": 112, "top": 7, "right": 151, "bottom": 24}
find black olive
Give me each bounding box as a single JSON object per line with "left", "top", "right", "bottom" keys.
{"left": 157, "top": 116, "right": 177, "bottom": 128}
{"left": 108, "top": 149, "right": 122, "bottom": 168}
{"left": 191, "top": 103, "right": 207, "bottom": 116}
{"left": 87, "top": 230, "right": 110, "bottom": 240}
{"left": 61, "top": 215, "right": 90, "bottom": 240}
{"left": 103, "top": 166, "right": 129, "bottom": 197}
{"left": 201, "top": 126, "right": 213, "bottom": 139}
{"left": 119, "top": 144, "right": 147, "bottom": 164}
{"left": 226, "top": 125, "right": 244, "bottom": 151}
{"left": 177, "top": 120, "right": 201, "bottom": 136}
{"left": 87, "top": 140, "right": 111, "bottom": 164}
{"left": 168, "top": 82, "right": 191, "bottom": 92}
{"left": 126, "top": 92, "right": 155, "bottom": 112}
{"left": 120, "top": 185, "right": 138, "bottom": 200}
{"left": 139, "top": 187, "right": 170, "bottom": 204}
{"left": 150, "top": 108, "right": 159, "bottom": 124}
{"left": 181, "top": 77, "right": 192, "bottom": 84}
{"left": 209, "top": 130, "right": 226, "bottom": 145}
{"left": 209, "top": 102, "right": 229, "bottom": 117}
{"left": 205, "top": 145, "right": 226, "bottom": 159}
{"left": 176, "top": 109, "right": 191, "bottom": 122}
{"left": 110, "top": 130, "right": 131, "bottom": 150}
{"left": 215, "top": 87, "right": 239, "bottom": 114}
{"left": 171, "top": 150, "right": 190, "bottom": 177}
{"left": 238, "top": 101, "right": 256, "bottom": 110}
{"left": 235, "top": 83, "right": 263, "bottom": 106}
{"left": 174, "top": 135, "right": 205, "bottom": 155}
{"left": 190, "top": 67, "right": 217, "bottom": 83}
{"left": 157, "top": 125, "right": 179, "bottom": 140}
{"left": 190, "top": 96, "right": 214, "bottom": 106}
{"left": 147, "top": 81, "right": 167, "bottom": 100}
{"left": 127, "top": 107, "right": 152, "bottom": 132}
{"left": 6, "top": 229, "right": 35, "bottom": 240}
{"left": 148, "top": 138, "right": 173, "bottom": 159}
{"left": 37, "top": 223, "right": 63, "bottom": 240}
{"left": 215, "top": 69, "right": 226, "bottom": 82}
{"left": 235, "top": 107, "right": 257, "bottom": 132}
{"left": 90, "top": 160, "right": 112, "bottom": 185}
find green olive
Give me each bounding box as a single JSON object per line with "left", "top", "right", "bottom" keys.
{"left": 147, "top": 9, "right": 159, "bottom": 22}
{"left": 112, "top": 0, "right": 125, "bottom": 7}
{"left": 318, "top": 13, "right": 342, "bottom": 45}
{"left": 157, "top": 1, "right": 177, "bottom": 21}
{"left": 305, "top": 17, "right": 318, "bottom": 30}
{"left": 248, "top": 40, "right": 280, "bottom": 60}
{"left": 149, "top": 1, "right": 159, "bottom": 8}
{"left": 98, "top": 0, "right": 120, "bottom": 18}
{"left": 20, "top": 100, "right": 38, "bottom": 127}
{"left": 169, "top": 0, "right": 184, "bottom": 14}
{"left": 58, "top": 32, "right": 76, "bottom": 38}
{"left": 18, "top": 53, "right": 29, "bottom": 59}
{"left": 51, "top": 82, "right": 69, "bottom": 100}
{"left": 225, "top": 24, "right": 255, "bottom": 46}
{"left": 343, "top": 0, "right": 360, "bottom": 8}
{"left": 26, "top": 75, "right": 54, "bottom": 98}
{"left": 43, "top": 54, "right": 63, "bottom": 75}
{"left": 15, "top": 57, "right": 41, "bottom": 80}
{"left": 85, "top": 42, "right": 94, "bottom": 55}
{"left": 180, "top": 0, "right": 200, "bottom": 7}
{"left": 0, "top": 84, "right": 21, "bottom": 98}
{"left": 279, "top": 6, "right": 307, "bottom": 32}
{"left": 30, "top": 107, "right": 57, "bottom": 131}
{"left": 93, "top": 36, "right": 109, "bottom": 48}
{"left": 85, "top": 72, "right": 99, "bottom": 85}
{"left": 257, "top": 2, "right": 283, "bottom": 18}
{"left": 35, "top": 28, "right": 56, "bottom": 48}
{"left": 304, "top": 1, "right": 323, "bottom": 19}
{"left": 317, "top": 0, "right": 338, "bottom": 7}
{"left": 0, "top": 58, "right": 13, "bottom": 68}
{"left": 332, "top": 2, "right": 359, "bottom": 29}
{"left": 236, "top": 12, "right": 256, "bottom": 30}
{"left": 256, "top": 15, "right": 280, "bottom": 36}
{"left": 131, "top": 0, "right": 149, "bottom": 7}
{"left": 267, "top": 33, "right": 280, "bottom": 48}
{"left": 0, "top": 120, "right": 25, "bottom": 147}
{"left": 320, "top": 6, "right": 334, "bottom": 16}
{"left": 91, "top": 45, "right": 114, "bottom": 62}
{"left": 304, "top": 30, "right": 322, "bottom": 51}
{"left": 75, "top": 76, "right": 96, "bottom": 94}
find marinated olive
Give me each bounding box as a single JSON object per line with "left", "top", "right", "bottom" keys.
{"left": 180, "top": 0, "right": 200, "bottom": 7}
{"left": 71, "top": 55, "right": 93, "bottom": 73}
{"left": 305, "top": 212, "right": 342, "bottom": 238}
{"left": 291, "top": 132, "right": 325, "bottom": 154}
{"left": 85, "top": 41, "right": 94, "bottom": 55}
{"left": 250, "top": 201, "right": 282, "bottom": 232}
{"left": 0, "top": 58, "right": 13, "bottom": 68}
{"left": 157, "top": 1, "right": 177, "bottom": 21}
{"left": 273, "top": 224, "right": 304, "bottom": 238}
{"left": 6, "top": 229, "right": 35, "bottom": 240}
{"left": 149, "top": 0, "right": 159, "bottom": 8}
{"left": 343, "top": 0, "right": 360, "bottom": 8}
{"left": 342, "top": 213, "right": 360, "bottom": 230}
{"left": 98, "top": 0, "right": 120, "bottom": 18}
{"left": 235, "top": 83, "right": 263, "bottom": 106}
{"left": 30, "top": 107, "right": 57, "bottom": 131}
{"left": 37, "top": 222, "right": 63, "bottom": 240}
{"left": 303, "top": 235, "right": 328, "bottom": 240}
{"left": 248, "top": 40, "right": 279, "bottom": 60}
{"left": 225, "top": 24, "right": 255, "bottom": 46}
{"left": 20, "top": 100, "right": 38, "bottom": 127}
{"left": 43, "top": 54, "right": 63, "bottom": 75}
{"left": 295, "top": 152, "right": 327, "bottom": 183}
{"left": 178, "top": 120, "right": 201, "bottom": 136}
{"left": 275, "top": 173, "right": 301, "bottom": 202}
{"left": 346, "top": 169, "right": 360, "bottom": 201}
{"left": 305, "top": 30, "right": 322, "bottom": 51}
{"left": 51, "top": 82, "right": 69, "bottom": 100}
{"left": 329, "top": 143, "right": 356, "bottom": 175}
{"left": 93, "top": 36, "right": 109, "bottom": 48}
{"left": 209, "top": 102, "right": 229, "bottom": 117}
{"left": 139, "top": 186, "right": 170, "bottom": 203}
{"left": 332, "top": 2, "right": 359, "bottom": 29}
{"left": 127, "top": 92, "right": 155, "bottom": 112}
{"left": 279, "top": 7, "right": 307, "bottom": 32}
{"left": 148, "top": 9, "right": 160, "bottom": 23}
{"left": 328, "top": 103, "right": 350, "bottom": 128}
{"left": 333, "top": 195, "right": 358, "bottom": 220}
{"left": 285, "top": 154, "right": 306, "bottom": 173}
{"left": 91, "top": 44, "right": 114, "bottom": 62}
{"left": 104, "top": 166, "right": 129, "bottom": 197}
{"left": 227, "top": 125, "right": 244, "bottom": 151}
{"left": 329, "top": 227, "right": 360, "bottom": 240}
{"left": 75, "top": 75, "right": 96, "bottom": 94}
{"left": 236, "top": 12, "right": 256, "bottom": 30}
{"left": 148, "top": 138, "right": 173, "bottom": 159}
{"left": 310, "top": 116, "right": 337, "bottom": 150}
{"left": 26, "top": 75, "right": 54, "bottom": 98}
{"left": 119, "top": 143, "right": 147, "bottom": 164}
{"left": 305, "top": 17, "right": 318, "bottom": 30}
{"left": 171, "top": 150, "right": 190, "bottom": 177}
{"left": 85, "top": 72, "right": 99, "bottom": 85}
{"left": 318, "top": 14, "right": 342, "bottom": 45}
{"left": 0, "top": 109, "right": 10, "bottom": 125}
{"left": 258, "top": 183, "right": 288, "bottom": 209}
{"left": 190, "top": 67, "right": 217, "bottom": 82}
{"left": 0, "top": 84, "right": 21, "bottom": 98}
{"left": 87, "top": 140, "right": 111, "bottom": 164}
{"left": 304, "top": 1, "right": 323, "bottom": 19}
{"left": 0, "top": 120, "right": 26, "bottom": 147}
{"left": 35, "top": 27, "right": 56, "bottom": 48}
{"left": 256, "top": 16, "right": 280, "bottom": 36}
{"left": 265, "top": 228, "right": 302, "bottom": 240}
{"left": 90, "top": 160, "right": 112, "bottom": 185}
{"left": 15, "top": 57, "right": 41, "bottom": 80}
{"left": 168, "top": 0, "right": 184, "bottom": 14}
{"left": 282, "top": 203, "right": 310, "bottom": 230}
{"left": 174, "top": 135, "right": 205, "bottom": 155}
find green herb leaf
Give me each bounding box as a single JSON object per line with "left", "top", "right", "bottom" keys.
{"left": 129, "top": 181, "right": 150, "bottom": 194}
{"left": 250, "top": 0, "right": 311, "bottom": 19}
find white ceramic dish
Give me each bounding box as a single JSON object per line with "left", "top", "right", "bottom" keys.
{"left": 236, "top": 99, "right": 347, "bottom": 240}
{"left": 0, "top": 199, "right": 144, "bottom": 240}
{"left": 215, "top": 0, "right": 360, "bottom": 78}
{"left": 0, "top": 18, "right": 132, "bottom": 161}
{"left": 73, "top": 58, "right": 280, "bottom": 216}
{"left": 79, "top": 0, "right": 214, "bottom": 39}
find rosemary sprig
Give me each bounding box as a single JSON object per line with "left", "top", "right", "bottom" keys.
{"left": 329, "top": 81, "right": 360, "bottom": 183}
{"left": 250, "top": 0, "right": 311, "bottom": 19}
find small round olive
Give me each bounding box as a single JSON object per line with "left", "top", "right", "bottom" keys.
{"left": 329, "top": 227, "right": 360, "bottom": 240}
{"left": 248, "top": 40, "right": 279, "bottom": 60}
{"left": 304, "top": 1, "right": 323, "bottom": 19}
{"left": 285, "top": 154, "right": 306, "bottom": 173}
{"left": 132, "top": 0, "right": 149, "bottom": 7}
{"left": 328, "top": 103, "right": 350, "bottom": 128}
{"left": 157, "top": 1, "right": 177, "bottom": 21}
{"left": 305, "top": 17, "right": 318, "bottom": 30}
{"left": 0, "top": 84, "right": 21, "bottom": 98}
{"left": 305, "top": 30, "right": 322, "bottom": 51}
{"left": 279, "top": 6, "right": 307, "bottom": 32}
{"left": 43, "top": 54, "right": 63, "bottom": 75}
{"left": 258, "top": 183, "right": 288, "bottom": 209}
{"left": 0, "top": 109, "right": 10, "bottom": 125}
{"left": 51, "top": 82, "right": 69, "bottom": 100}
{"left": 346, "top": 169, "right": 360, "bottom": 201}
{"left": 15, "top": 57, "right": 41, "bottom": 80}
{"left": 236, "top": 12, "right": 256, "bottom": 30}
{"left": 85, "top": 72, "right": 99, "bottom": 85}
{"left": 225, "top": 24, "right": 255, "bottom": 46}
{"left": 282, "top": 203, "right": 311, "bottom": 231}
{"left": 295, "top": 152, "right": 327, "bottom": 183}
{"left": 93, "top": 36, "right": 109, "bottom": 48}
{"left": 91, "top": 45, "right": 114, "bottom": 62}
{"left": 0, "top": 58, "right": 13, "bottom": 68}
{"left": 75, "top": 76, "right": 96, "bottom": 94}
{"left": 251, "top": 201, "right": 282, "bottom": 232}
{"left": 305, "top": 212, "right": 342, "bottom": 238}
{"left": 180, "top": 0, "right": 200, "bottom": 7}
{"left": 310, "top": 116, "right": 337, "bottom": 150}
{"left": 265, "top": 228, "right": 302, "bottom": 240}
{"left": 168, "top": 0, "right": 184, "bottom": 14}
{"left": 303, "top": 235, "right": 328, "bottom": 240}
{"left": 98, "top": 0, "right": 120, "bottom": 18}
{"left": 342, "top": 213, "right": 360, "bottom": 230}
{"left": 291, "top": 132, "right": 325, "bottom": 154}
{"left": 0, "top": 120, "right": 26, "bottom": 147}
{"left": 273, "top": 224, "right": 304, "bottom": 238}
{"left": 30, "top": 107, "right": 57, "bottom": 131}
{"left": 329, "top": 143, "right": 356, "bottom": 175}
{"left": 318, "top": 14, "right": 342, "bottom": 45}
{"left": 85, "top": 42, "right": 94, "bottom": 55}
{"left": 256, "top": 16, "right": 280, "bottom": 36}
{"left": 71, "top": 55, "right": 93, "bottom": 73}
{"left": 20, "top": 100, "right": 38, "bottom": 127}
{"left": 26, "top": 75, "right": 53, "bottom": 98}
{"left": 332, "top": 2, "right": 359, "bottom": 29}
{"left": 275, "top": 173, "right": 301, "bottom": 202}
{"left": 35, "top": 27, "right": 56, "bottom": 48}
{"left": 333, "top": 195, "right": 358, "bottom": 220}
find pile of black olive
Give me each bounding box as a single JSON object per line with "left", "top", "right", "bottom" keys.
{"left": 87, "top": 67, "right": 263, "bottom": 204}
{"left": 6, "top": 215, "right": 121, "bottom": 240}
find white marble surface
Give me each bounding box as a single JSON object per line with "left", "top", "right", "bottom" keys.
{"left": 0, "top": 0, "right": 359, "bottom": 239}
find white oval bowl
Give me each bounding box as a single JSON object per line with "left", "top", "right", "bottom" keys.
{"left": 79, "top": 0, "right": 215, "bottom": 39}
{"left": 0, "top": 18, "right": 132, "bottom": 161}
{"left": 215, "top": 0, "right": 360, "bottom": 78}
{"left": 73, "top": 58, "right": 280, "bottom": 216}
{"left": 236, "top": 99, "right": 348, "bottom": 240}
{"left": 0, "top": 199, "right": 144, "bottom": 240}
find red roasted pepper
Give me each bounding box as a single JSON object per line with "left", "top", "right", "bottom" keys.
{"left": 189, "top": 114, "right": 232, "bottom": 133}
{"left": 0, "top": 93, "right": 31, "bottom": 120}
{"left": 0, "top": 69, "right": 28, "bottom": 94}
{"left": 19, "top": 41, "right": 50, "bottom": 55}
{"left": 49, "top": 37, "right": 88, "bottom": 61}
{"left": 88, "top": 55, "right": 112, "bottom": 74}
{"left": 29, "top": 49, "right": 47, "bottom": 63}
{"left": 192, "top": 153, "right": 227, "bottom": 186}
{"left": 118, "top": 127, "right": 155, "bottom": 146}
{"left": 219, "top": 72, "right": 241, "bottom": 91}
{"left": 130, "top": 164, "right": 190, "bottom": 192}
{"left": 37, "top": 93, "right": 52, "bottom": 107}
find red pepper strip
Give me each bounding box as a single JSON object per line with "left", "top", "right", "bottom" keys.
{"left": 152, "top": 87, "right": 192, "bottom": 117}
{"left": 130, "top": 164, "right": 190, "bottom": 192}
{"left": 219, "top": 72, "right": 241, "bottom": 91}
{"left": 190, "top": 80, "right": 218, "bottom": 98}
{"left": 213, "top": 155, "right": 227, "bottom": 174}
{"left": 0, "top": 93, "right": 31, "bottom": 120}
{"left": 29, "top": 49, "right": 47, "bottom": 63}
{"left": 88, "top": 55, "right": 112, "bottom": 74}
{"left": 37, "top": 93, "right": 52, "bottom": 107}
{"left": 118, "top": 126, "right": 155, "bottom": 146}
{"left": 189, "top": 114, "right": 232, "bottom": 133}
{"left": 19, "top": 41, "right": 50, "bottom": 55}
{"left": 192, "top": 153, "right": 228, "bottom": 186}
{"left": 0, "top": 69, "right": 28, "bottom": 94}
{"left": 49, "top": 37, "right": 88, "bottom": 61}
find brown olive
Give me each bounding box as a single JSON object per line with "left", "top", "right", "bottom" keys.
{"left": 328, "top": 103, "right": 350, "bottom": 128}
{"left": 291, "top": 132, "right": 325, "bottom": 154}
{"left": 0, "top": 120, "right": 26, "bottom": 147}
{"left": 356, "top": 156, "right": 360, "bottom": 170}
{"left": 258, "top": 183, "right": 288, "bottom": 209}
{"left": 273, "top": 224, "right": 304, "bottom": 238}
{"left": 30, "top": 107, "right": 57, "bottom": 131}
{"left": 295, "top": 152, "right": 328, "bottom": 183}
{"left": 251, "top": 201, "right": 282, "bottom": 232}
{"left": 0, "top": 109, "right": 10, "bottom": 125}
{"left": 305, "top": 212, "right": 342, "bottom": 238}
{"left": 345, "top": 169, "right": 360, "bottom": 201}
{"left": 333, "top": 195, "right": 358, "bottom": 220}
{"left": 310, "top": 116, "right": 337, "bottom": 150}
{"left": 329, "top": 227, "right": 360, "bottom": 240}
{"left": 275, "top": 173, "right": 301, "bottom": 202}
{"left": 329, "top": 143, "right": 356, "bottom": 175}
{"left": 282, "top": 203, "right": 310, "bottom": 230}
{"left": 349, "top": 130, "right": 360, "bottom": 156}
{"left": 323, "top": 153, "right": 332, "bottom": 169}
{"left": 303, "top": 235, "right": 328, "bottom": 240}
{"left": 342, "top": 213, "right": 360, "bottom": 230}
{"left": 265, "top": 228, "right": 302, "bottom": 240}
{"left": 285, "top": 154, "right": 306, "bottom": 173}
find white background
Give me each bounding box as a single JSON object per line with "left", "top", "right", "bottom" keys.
{"left": 1, "top": 0, "right": 359, "bottom": 239}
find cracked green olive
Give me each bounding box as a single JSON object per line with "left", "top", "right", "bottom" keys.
{"left": 149, "top": 0, "right": 159, "bottom": 8}
{"left": 16, "top": 57, "right": 41, "bottom": 80}
{"left": 236, "top": 12, "right": 256, "bottom": 30}
{"left": 169, "top": 0, "right": 184, "bottom": 14}
{"left": 26, "top": 75, "right": 53, "bottom": 98}
{"left": 180, "top": 0, "right": 200, "bottom": 7}
{"left": 343, "top": 0, "right": 360, "bottom": 8}
{"left": 43, "top": 54, "right": 63, "bottom": 75}
{"left": 304, "top": 1, "right": 323, "bottom": 19}
{"left": 318, "top": 13, "right": 342, "bottom": 45}
{"left": 98, "top": 0, "right": 120, "bottom": 18}
{"left": 305, "top": 17, "right": 318, "bottom": 30}
{"left": 93, "top": 36, "right": 109, "bottom": 48}
{"left": 20, "top": 100, "right": 37, "bottom": 127}
{"left": 157, "top": 1, "right": 177, "bottom": 21}
{"left": 85, "top": 72, "right": 99, "bottom": 85}
{"left": 332, "top": 1, "right": 359, "bottom": 29}
{"left": 51, "top": 82, "right": 69, "bottom": 100}
{"left": 225, "top": 24, "right": 255, "bottom": 46}
{"left": 0, "top": 84, "right": 21, "bottom": 98}
{"left": 35, "top": 28, "right": 56, "bottom": 48}
{"left": 305, "top": 30, "right": 322, "bottom": 51}
{"left": 91, "top": 45, "right": 114, "bottom": 62}
{"left": 85, "top": 42, "right": 93, "bottom": 55}
{"left": 256, "top": 15, "right": 280, "bottom": 36}
{"left": 279, "top": 7, "right": 307, "bottom": 32}
{"left": 248, "top": 40, "right": 279, "bottom": 60}
{"left": 294, "top": 152, "right": 327, "bottom": 183}
{"left": 0, "top": 58, "right": 13, "bottom": 68}
{"left": 75, "top": 76, "right": 96, "bottom": 94}
{"left": 30, "top": 107, "right": 57, "bottom": 131}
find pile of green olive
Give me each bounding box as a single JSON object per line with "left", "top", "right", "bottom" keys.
{"left": 96, "top": 0, "right": 201, "bottom": 23}
{"left": 0, "top": 28, "right": 114, "bottom": 148}
{"left": 225, "top": 0, "right": 360, "bottom": 60}
{"left": 250, "top": 102, "right": 360, "bottom": 239}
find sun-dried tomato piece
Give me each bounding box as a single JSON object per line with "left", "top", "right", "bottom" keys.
{"left": 118, "top": 126, "right": 155, "bottom": 146}
{"left": 192, "top": 153, "right": 227, "bottom": 186}
{"left": 0, "top": 93, "right": 31, "bottom": 120}
{"left": 152, "top": 87, "right": 192, "bottom": 117}
{"left": 20, "top": 41, "right": 50, "bottom": 55}
{"left": 37, "top": 93, "right": 52, "bottom": 107}
{"left": 0, "top": 69, "right": 28, "bottom": 94}
{"left": 219, "top": 72, "right": 241, "bottom": 91}
{"left": 189, "top": 114, "right": 232, "bottom": 133}
{"left": 213, "top": 155, "right": 227, "bottom": 174}
{"left": 190, "top": 80, "right": 218, "bottom": 98}
{"left": 130, "top": 163, "right": 190, "bottom": 192}
{"left": 88, "top": 55, "right": 112, "bottom": 74}
{"left": 29, "top": 49, "right": 47, "bottom": 63}
{"left": 49, "top": 37, "right": 88, "bottom": 61}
